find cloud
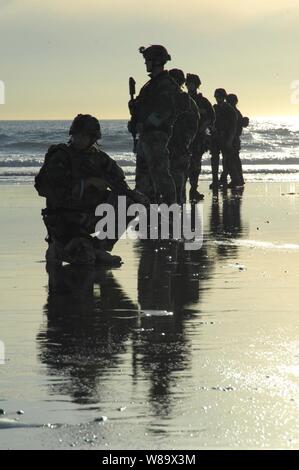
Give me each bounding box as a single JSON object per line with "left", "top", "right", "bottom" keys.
{"left": 2, "top": 0, "right": 299, "bottom": 36}
{"left": 1, "top": 0, "right": 298, "bottom": 118}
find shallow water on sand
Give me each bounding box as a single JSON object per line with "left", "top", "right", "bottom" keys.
{"left": 0, "top": 182, "right": 299, "bottom": 449}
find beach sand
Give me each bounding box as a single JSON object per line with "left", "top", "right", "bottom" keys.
{"left": 0, "top": 181, "right": 299, "bottom": 449}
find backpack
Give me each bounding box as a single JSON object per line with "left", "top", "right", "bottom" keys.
{"left": 34, "top": 144, "right": 71, "bottom": 205}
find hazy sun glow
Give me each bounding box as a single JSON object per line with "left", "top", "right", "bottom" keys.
{"left": 0, "top": 0, "right": 298, "bottom": 119}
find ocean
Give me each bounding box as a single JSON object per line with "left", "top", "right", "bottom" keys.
{"left": 0, "top": 117, "right": 299, "bottom": 184}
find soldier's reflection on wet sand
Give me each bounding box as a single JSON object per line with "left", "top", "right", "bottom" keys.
{"left": 38, "top": 264, "right": 139, "bottom": 404}
{"left": 209, "top": 189, "right": 248, "bottom": 260}
{"left": 37, "top": 195, "right": 246, "bottom": 417}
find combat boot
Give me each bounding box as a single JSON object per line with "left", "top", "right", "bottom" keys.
{"left": 189, "top": 188, "right": 204, "bottom": 202}
{"left": 94, "top": 249, "right": 122, "bottom": 266}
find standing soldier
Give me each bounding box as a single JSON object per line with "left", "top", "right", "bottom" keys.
{"left": 210, "top": 88, "right": 241, "bottom": 190}
{"left": 168, "top": 68, "right": 200, "bottom": 204}
{"left": 185, "top": 74, "right": 215, "bottom": 201}
{"left": 223, "top": 94, "right": 249, "bottom": 186}
{"left": 128, "top": 45, "right": 178, "bottom": 205}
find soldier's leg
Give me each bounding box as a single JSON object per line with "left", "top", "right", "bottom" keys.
{"left": 222, "top": 145, "right": 242, "bottom": 187}
{"left": 91, "top": 191, "right": 138, "bottom": 254}
{"left": 170, "top": 150, "right": 189, "bottom": 204}
{"left": 140, "top": 131, "right": 176, "bottom": 205}
{"left": 42, "top": 211, "right": 66, "bottom": 264}
{"left": 189, "top": 151, "right": 204, "bottom": 201}
{"left": 170, "top": 167, "right": 185, "bottom": 204}
{"left": 210, "top": 140, "right": 221, "bottom": 189}
{"left": 220, "top": 151, "right": 229, "bottom": 185}
{"left": 135, "top": 143, "right": 155, "bottom": 201}
{"left": 43, "top": 211, "right": 97, "bottom": 265}
{"left": 234, "top": 139, "right": 245, "bottom": 184}
{"left": 235, "top": 153, "right": 245, "bottom": 185}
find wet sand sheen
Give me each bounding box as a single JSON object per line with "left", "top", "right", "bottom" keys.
{"left": 0, "top": 182, "right": 299, "bottom": 449}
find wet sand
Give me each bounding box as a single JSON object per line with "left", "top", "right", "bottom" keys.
{"left": 0, "top": 182, "right": 299, "bottom": 449}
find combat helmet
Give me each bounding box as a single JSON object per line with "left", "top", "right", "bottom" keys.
{"left": 227, "top": 93, "right": 238, "bottom": 106}
{"left": 139, "top": 45, "right": 171, "bottom": 66}
{"left": 169, "top": 68, "right": 185, "bottom": 87}
{"left": 214, "top": 88, "right": 227, "bottom": 98}
{"left": 186, "top": 73, "right": 201, "bottom": 88}
{"left": 69, "top": 114, "right": 101, "bottom": 140}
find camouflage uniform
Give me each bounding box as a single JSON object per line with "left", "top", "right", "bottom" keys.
{"left": 210, "top": 102, "right": 240, "bottom": 186}
{"left": 35, "top": 143, "right": 132, "bottom": 262}
{"left": 188, "top": 92, "right": 215, "bottom": 197}
{"left": 168, "top": 91, "right": 199, "bottom": 203}
{"left": 131, "top": 71, "right": 178, "bottom": 204}
{"left": 220, "top": 107, "right": 248, "bottom": 185}
{"left": 233, "top": 108, "right": 248, "bottom": 184}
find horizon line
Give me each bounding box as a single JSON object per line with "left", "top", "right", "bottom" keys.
{"left": 0, "top": 115, "right": 298, "bottom": 121}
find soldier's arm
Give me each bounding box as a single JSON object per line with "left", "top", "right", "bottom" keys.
{"left": 128, "top": 97, "right": 138, "bottom": 116}
{"left": 197, "top": 100, "right": 214, "bottom": 133}
{"left": 86, "top": 150, "right": 125, "bottom": 184}
{"left": 227, "top": 106, "right": 238, "bottom": 143}
{"left": 205, "top": 99, "right": 216, "bottom": 127}
{"left": 242, "top": 116, "right": 249, "bottom": 127}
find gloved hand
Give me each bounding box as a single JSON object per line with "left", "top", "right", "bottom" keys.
{"left": 130, "top": 189, "right": 150, "bottom": 205}
{"left": 242, "top": 117, "right": 249, "bottom": 127}
{"left": 128, "top": 99, "right": 136, "bottom": 115}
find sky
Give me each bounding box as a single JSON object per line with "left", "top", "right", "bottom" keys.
{"left": 0, "top": 0, "right": 299, "bottom": 119}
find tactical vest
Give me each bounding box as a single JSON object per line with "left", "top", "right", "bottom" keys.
{"left": 134, "top": 72, "right": 179, "bottom": 132}
{"left": 169, "top": 92, "right": 199, "bottom": 151}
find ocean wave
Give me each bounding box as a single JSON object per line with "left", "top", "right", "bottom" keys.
{"left": 0, "top": 118, "right": 299, "bottom": 183}
{"left": 1, "top": 138, "right": 298, "bottom": 158}
{"left": 252, "top": 127, "right": 297, "bottom": 136}
{"left": 199, "top": 166, "right": 299, "bottom": 174}
{"left": 214, "top": 239, "right": 299, "bottom": 251}
{"left": 0, "top": 159, "right": 42, "bottom": 167}
{"left": 0, "top": 171, "right": 38, "bottom": 177}
{"left": 1, "top": 155, "right": 299, "bottom": 172}
{"left": 0, "top": 166, "right": 298, "bottom": 179}
{"left": 0, "top": 133, "right": 10, "bottom": 140}
{"left": 0, "top": 139, "right": 133, "bottom": 154}
{"left": 0, "top": 142, "right": 52, "bottom": 151}
{"left": 201, "top": 154, "right": 299, "bottom": 165}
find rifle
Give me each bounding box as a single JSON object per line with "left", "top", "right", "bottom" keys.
{"left": 129, "top": 76, "right": 136, "bottom": 102}
{"left": 128, "top": 77, "right": 138, "bottom": 153}
{"left": 104, "top": 174, "right": 149, "bottom": 206}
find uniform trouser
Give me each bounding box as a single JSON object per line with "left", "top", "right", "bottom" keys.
{"left": 220, "top": 139, "right": 244, "bottom": 184}
{"left": 210, "top": 140, "right": 241, "bottom": 185}
{"left": 169, "top": 148, "right": 190, "bottom": 204}
{"left": 135, "top": 130, "right": 177, "bottom": 205}
{"left": 43, "top": 191, "right": 135, "bottom": 252}
{"left": 188, "top": 151, "right": 204, "bottom": 194}
{"left": 234, "top": 140, "right": 244, "bottom": 184}
{"left": 235, "top": 152, "right": 244, "bottom": 184}
{"left": 187, "top": 135, "right": 208, "bottom": 195}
